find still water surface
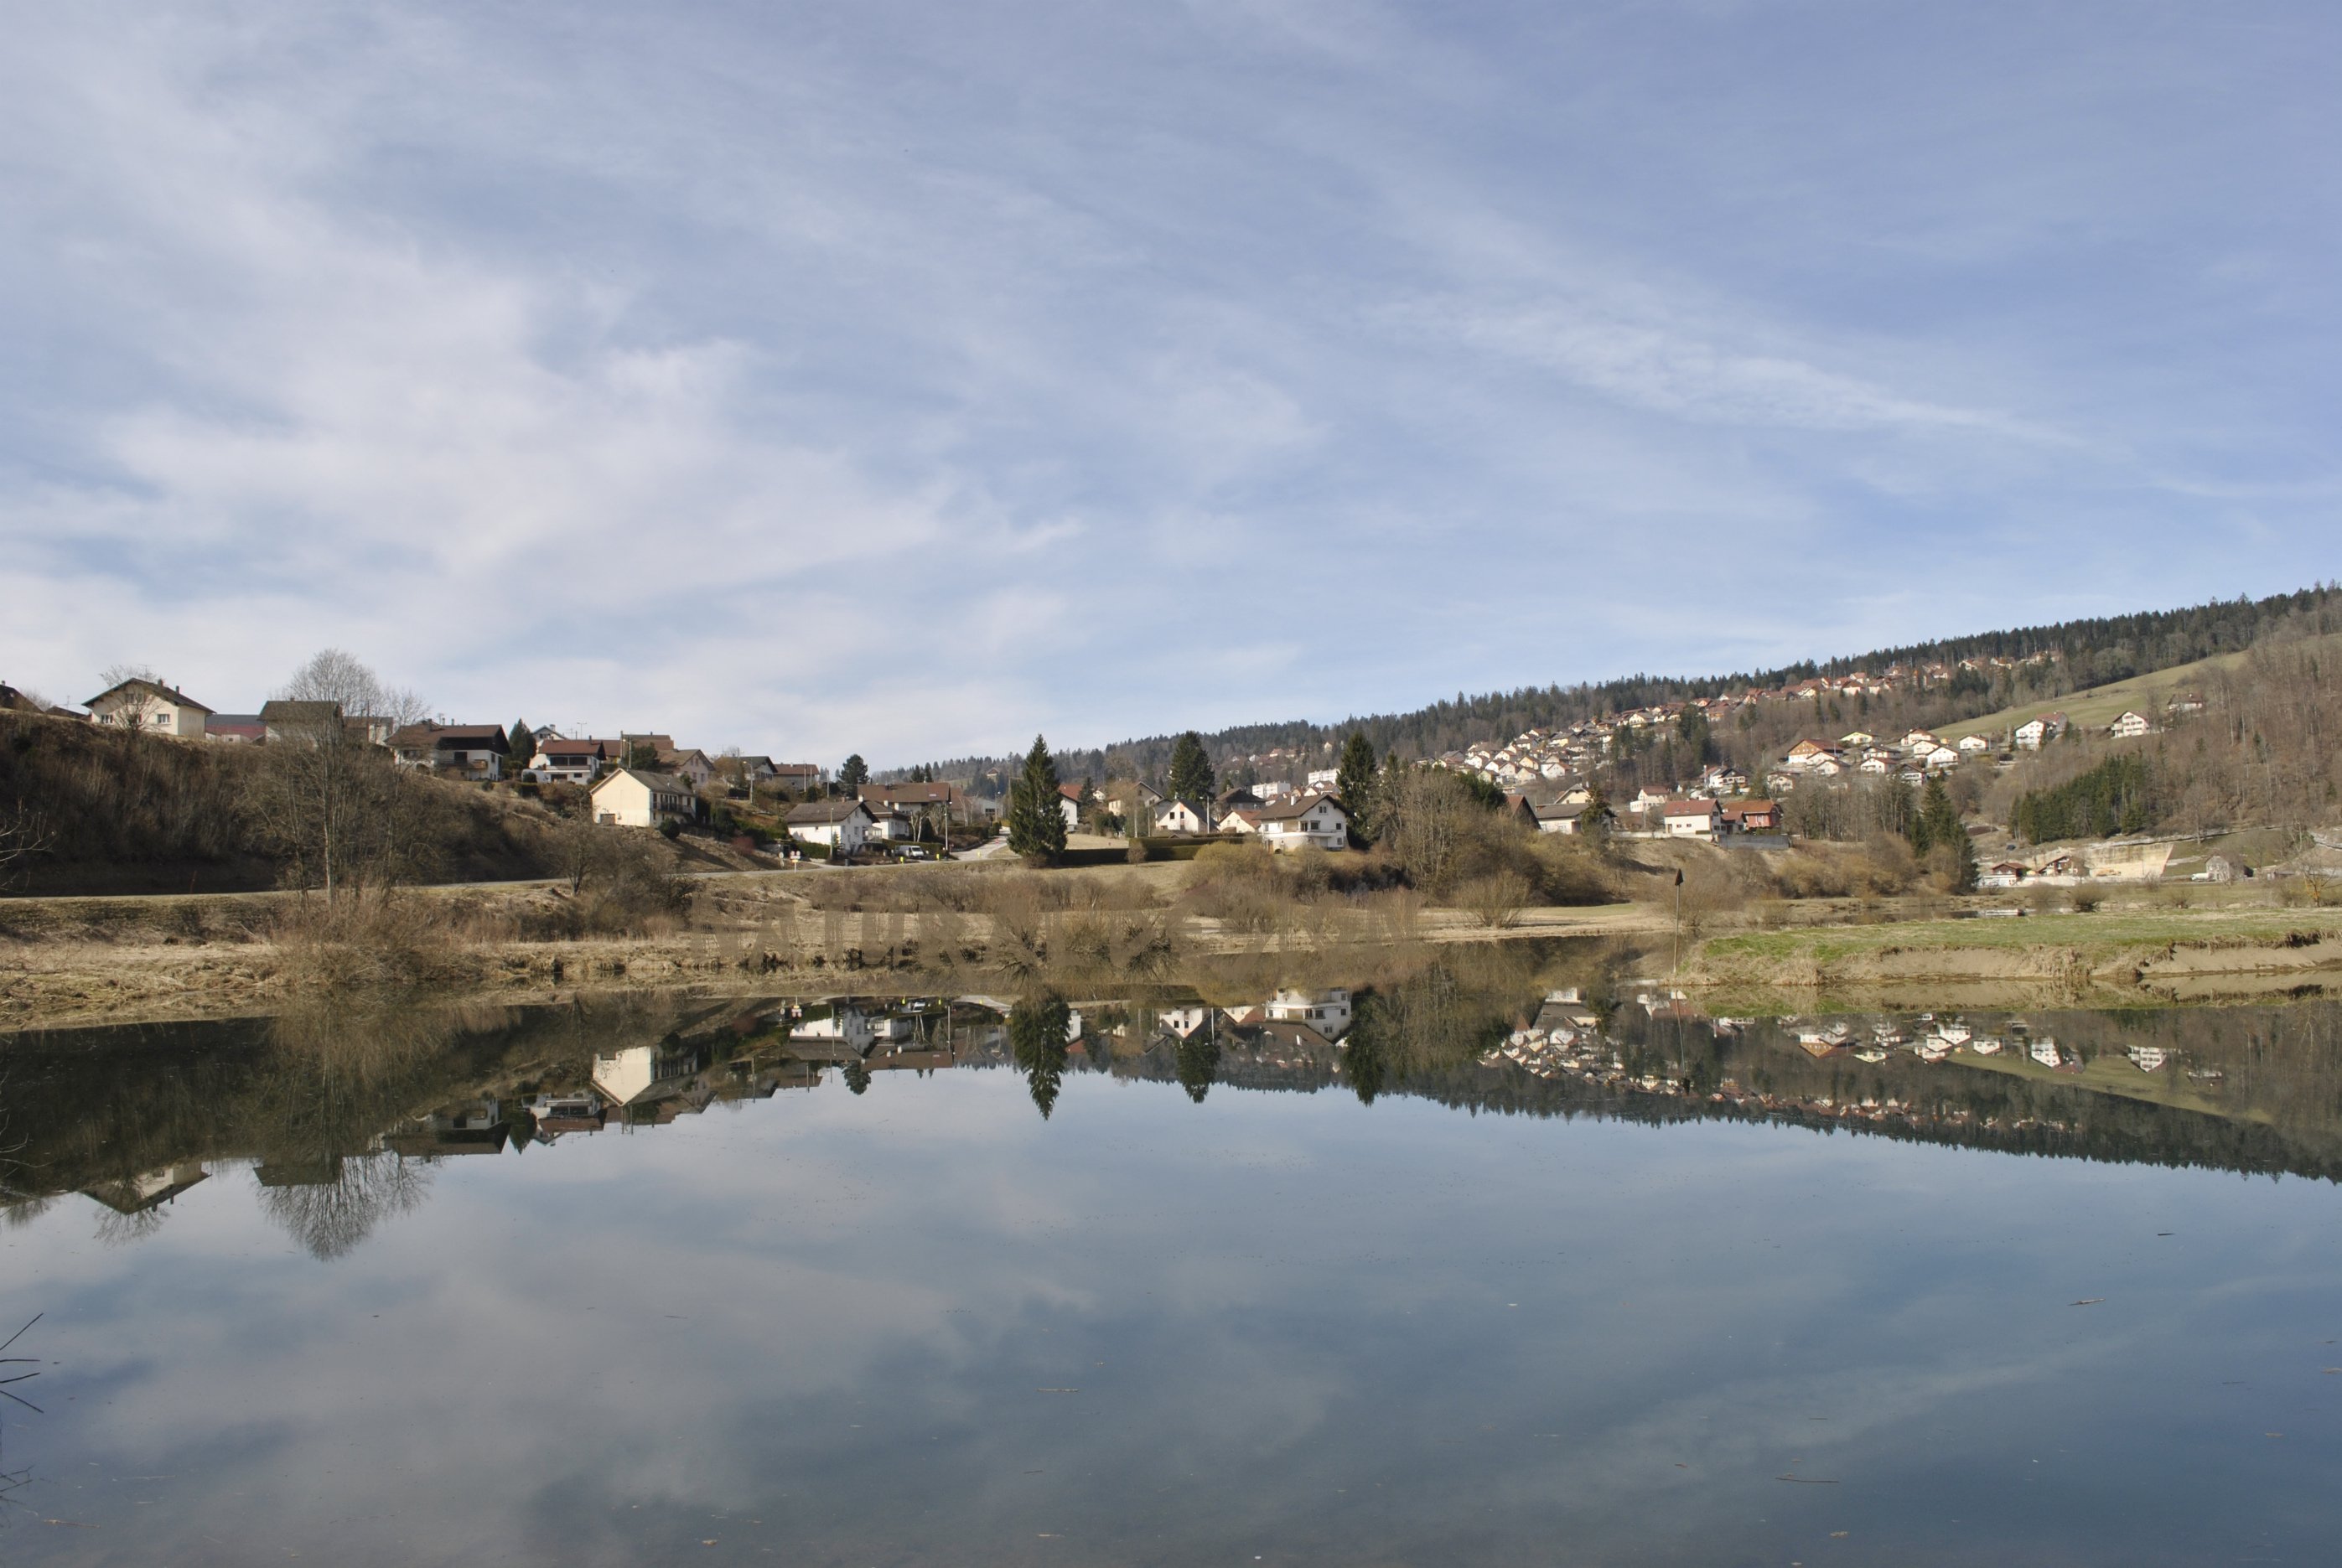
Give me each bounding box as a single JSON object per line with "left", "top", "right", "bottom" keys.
{"left": 3, "top": 966, "right": 2339, "bottom": 1565}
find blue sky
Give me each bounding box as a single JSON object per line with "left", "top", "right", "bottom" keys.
{"left": 4, "top": 1, "right": 2336, "bottom": 764}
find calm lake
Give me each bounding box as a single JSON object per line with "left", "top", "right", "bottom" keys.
{"left": 3, "top": 950, "right": 2340, "bottom": 1565}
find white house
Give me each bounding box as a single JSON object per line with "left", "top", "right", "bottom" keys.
{"left": 531, "top": 737, "right": 619, "bottom": 784}
{"left": 588, "top": 768, "right": 701, "bottom": 829}
{"left": 786, "top": 797, "right": 874, "bottom": 856}
{"left": 2013, "top": 713, "right": 2067, "bottom": 750}
{"left": 1059, "top": 783, "right": 1086, "bottom": 832}
{"left": 1265, "top": 987, "right": 1352, "bottom": 1041}
{"left": 1921, "top": 744, "right": 1961, "bottom": 771}
{"left": 1661, "top": 800, "right": 1722, "bottom": 840}
{"left": 1154, "top": 797, "right": 1214, "bottom": 836}
{"left": 660, "top": 748, "right": 718, "bottom": 788}
{"left": 1259, "top": 793, "right": 1348, "bottom": 851}
{"left": 1534, "top": 801, "right": 1587, "bottom": 835}
{"left": 1220, "top": 805, "right": 1262, "bottom": 836}
{"left": 1957, "top": 733, "right": 1992, "bottom": 754}
{"left": 2109, "top": 710, "right": 2153, "bottom": 739}
{"left": 84, "top": 677, "right": 213, "bottom": 739}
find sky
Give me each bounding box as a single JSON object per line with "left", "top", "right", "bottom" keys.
{"left": 4, "top": 1, "right": 2338, "bottom": 766}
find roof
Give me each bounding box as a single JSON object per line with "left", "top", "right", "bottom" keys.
{"left": 389, "top": 722, "right": 510, "bottom": 749}
{"left": 1533, "top": 801, "right": 1587, "bottom": 820}
{"left": 1058, "top": 783, "right": 1086, "bottom": 801}
{"left": 590, "top": 767, "right": 695, "bottom": 795}
{"left": 787, "top": 798, "right": 873, "bottom": 824}
{"left": 84, "top": 677, "right": 214, "bottom": 714}
{"left": 861, "top": 781, "right": 961, "bottom": 806}
{"left": 1661, "top": 799, "right": 1719, "bottom": 816}
{"left": 1260, "top": 794, "right": 1345, "bottom": 820}
{"left": 259, "top": 699, "right": 342, "bottom": 727}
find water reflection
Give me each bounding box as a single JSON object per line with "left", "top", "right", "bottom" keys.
{"left": 6, "top": 961, "right": 2342, "bottom": 1565}
{"left": 8, "top": 966, "right": 2342, "bottom": 1264}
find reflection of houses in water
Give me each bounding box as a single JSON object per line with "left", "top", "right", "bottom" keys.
{"left": 386, "top": 1100, "right": 510, "bottom": 1158}
{"left": 1265, "top": 989, "right": 1350, "bottom": 1042}
{"left": 529, "top": 1089, "right": 608, "bottom": 1133}
{"left": 2030, "top": 1039, "right": 2063, "bottom": 1068}
{"left": 791, "top": 1007, "right": 911, "bottom": 1047}
{"left": 1158, "top": 1007, "right": 1212, "bottom": 1039}
{"left": 80, "top": 1162, "right": 209, "bottom": 1215}
{"left": 593, "top": 1040, "right": 711, "bottom": 1122}
{"left": 2128, "top": 1046, "right": 2170, "bottom": 1073}
{"left": 255, "top": 1155, "right": 345, "bottom": 1188}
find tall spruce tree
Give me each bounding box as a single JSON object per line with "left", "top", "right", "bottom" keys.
{"left": 838, "top": 753, "right": 869, "bottom": 791}
{"left": 506, "top": 718, "right": 534, "bottom": 766}
{"left": 1335, "top": 731, "right": 1376, "bottom": 809}
{"left": 1165, "top": 731, "right": 1215, "bottom": 805}
{"left": 1007, "top": 734, "right": 1066, "bottom": 864}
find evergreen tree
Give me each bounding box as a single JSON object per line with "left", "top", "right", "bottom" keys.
{"left": 507, "top": 718, "right": 534, "bottom": 766}
{"left": 1676, "top": 708, "right": 1711, "bottom": 765}
{"left": 1915, "top": 774, "right": 1972, "bottom": 887}
{"left": 1578, "top": 784, "right": 1614, "bottom": 843}
{"left": 838, "top": 754, "right": 869, "bottom": 791}
{"left": 1335, "top": 731, "right": 1376, "bottom": 810}
{"left": 1007, "top": 734, "right": 1067, "bottom": 864}
{"left": 1165, "top": 731, "right": 1215, "bottom": 805}
{"left": 1010, "top": 994, "right": 1072, "bottom": 1119}
{"left": 1174, "top": 1031, "right": 1220, "bottom": 1104}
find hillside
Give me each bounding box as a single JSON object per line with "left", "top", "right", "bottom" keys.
{"left": 911, "top": 584, "right": 2342, "bottom": 794}
{"left": 1944, "top": 630, "right": 2342, "bottom": 744}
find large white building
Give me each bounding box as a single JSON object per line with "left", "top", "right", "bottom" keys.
{"left": 786, "top": 797, "right": 874, "bottom": 856}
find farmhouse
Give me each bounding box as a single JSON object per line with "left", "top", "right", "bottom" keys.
{"left": 1661, "top": 800, "right": 1722, "bottom": 841}
{"left": 1154, "top": 798, "right": 1214, "bottom": 836}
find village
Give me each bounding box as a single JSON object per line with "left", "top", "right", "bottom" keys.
{"left": 10, "top": 653, "right": 2226, "bottom": 887}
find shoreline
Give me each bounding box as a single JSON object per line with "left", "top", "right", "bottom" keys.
{"left": 5, "top": 886, "right": 2342, "bottom": 1031}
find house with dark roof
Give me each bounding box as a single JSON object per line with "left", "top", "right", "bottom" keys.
{"left": 1259, "top": 793, "right": 1348, "bottom": 851}
{"left": 786, "top": 796, "right": 875, "bottom": 856}
{"left": 84, "top": 677, "right": 213, "bottom": 739}
{"left": 388, "top": 722, "right": 511, "bottom": 778}
{"left": 589, "top": 767, "right": 702, "bottom": 829}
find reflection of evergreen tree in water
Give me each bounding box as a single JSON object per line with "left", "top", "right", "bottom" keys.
{"left": 1344, "top": 997, "right": 1390, "bottom": 1105}
{"left": 842, "top": 1059, "right": 872, "bottom": 1096}
{"left": 1174, "top": 1032, "right": 1220, "bottom": 1104}
{"left": 1009, "top": 995, "right": 1072, "bottom": 1119}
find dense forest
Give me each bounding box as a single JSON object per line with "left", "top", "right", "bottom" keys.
{"left": 905, "top": 585, "right": 2342, "bottom": 797}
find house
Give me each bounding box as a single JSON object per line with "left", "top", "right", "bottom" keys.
{"left": 1264, "top": 987, "right": 1352, "bottom": 1041}
{"left": 1220, "top": 806, "right": 1263, "bottom": 836}
{"left": 588, "top": 768, "right": 702, "bottom": 829}
{"left": 205, "top": 712, "right": 267, "bottom": 743}
{"left": 786, "top": 797, "right": 875, "bottom": 856}
{"left": 1900, "top": 729, "right": 1940, "bottom": 752}
{"left": 1259, "top": 793, "right": 1348, "bottom": 851}
{"left": 659, "top": 748, "right": 718, "bottom": 789}
{"left": 1725, "top": 799, "right": 1780, "bottom": 832}
{"left": 531, "top": 737, "right": 619, "bottom": 784}
{"left": 1629, "top": 786, "right": 1672, "bottom": 815}
{"left": 2013, "top": 713, "right": 2067, "bottom": 750}
{"left": 1957, "top": 733, "right": 1992, "bottom": 754}
{"left": 1921, "top": 744, "right": 1961, "bottom": 771}
{"left": 1661, "top": 800, "right": 1722, "bottom": 841}
{"left": 769, "top": 763, "right": 826, "bottom": 795}
{"left": 1058, "top": 782, "right": 1088, "bottom": 832}
{"left": 2166, "top": 692, "right": 2206, "bottom": 717}
{"left": 728, "top": 755, "right": 778, "bottom": 782}
{"left": 1153, "top": 797, "right": 1214, "bottom": 836}
{"left": 389, "top": 722, "right": 510, "bottom": 779}
{"left": 84, "top": 677, "right": 213, "bottom": 739}
{"left": 860, "top": 780, "right": 969, "bottom": 828}
{"left": 1106, "top": 779, "right": 1165, "bottom": 825}
{"left": 2108, "top": 710, "right": 2153, "bottom": 739}
{"left": 259, "top": 699, "right": 345, "bottom": 743}
{"left": 1699, "top": 766, "right": 1749, "bottom": 797}
{"left": 1782, "top": 739, "right": 1837, "bottom": 771}
{"left": 1500, "top": 792, "right": 1541, "bottom": 832}
{"left": 1839, "top": 731, "right": 1876, "bottom": 747}
{"left": 866, "top": 810, "right": 915, "bottom": 842}
{"left": 1534, "top": 800, "right": 1587, "bottom": 835}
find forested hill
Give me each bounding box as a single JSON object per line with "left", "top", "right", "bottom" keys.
{"left": 899, "top": 583, "right": 2341, "bottom": 791}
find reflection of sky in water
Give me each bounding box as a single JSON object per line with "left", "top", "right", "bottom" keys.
{"left": 4, "top": 1065, "right": 2339, "bottom": 1565}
